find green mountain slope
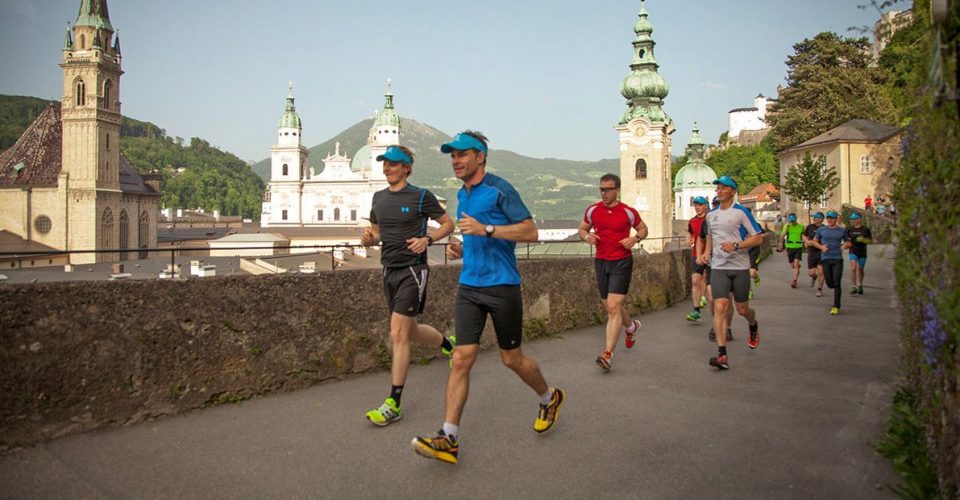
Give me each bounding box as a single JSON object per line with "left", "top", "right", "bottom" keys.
{"left": 253, "top": 118, "right": 618, "bottom": 219}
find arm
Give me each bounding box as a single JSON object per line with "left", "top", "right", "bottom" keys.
{"left": 458, "top": 212, "right": 538, "bottom": 242}
{"left": 578, "top": 220, "right": 598, "bottom": 245}
{"left": 406, "top": 213, "right": 456, "bottom": 254}
{"left": 361, "top": 223, "right": 380, "bottom": 247}
{"left": 698, "top": 234, "right": 713, "bottom": 264}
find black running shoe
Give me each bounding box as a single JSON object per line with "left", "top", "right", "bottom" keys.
{"left": 709, "top": 355, "right": 729, "bottom": 370}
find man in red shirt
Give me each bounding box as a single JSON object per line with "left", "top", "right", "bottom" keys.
{"left": 686, "top": 196, "right": 710, "bottom": 322}
{"left": 578, "top": 173, "right": 648, "bottom": 372}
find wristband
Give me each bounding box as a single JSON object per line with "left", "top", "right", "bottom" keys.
{"left": 426, "top": 235, "right": 434, "bottom": 244}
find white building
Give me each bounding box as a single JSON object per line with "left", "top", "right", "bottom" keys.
{"left": 727, "top": 94, "right": 776, "bottom": 144}
{"left": 673, "top": 124, "right": 717, "bottom": 220}
{"left": 261, "top": 81, "right": 400, "bottom": 228}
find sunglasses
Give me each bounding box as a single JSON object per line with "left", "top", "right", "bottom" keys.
{"left": 599, "top": 187, "right": 619, "bottom": 193}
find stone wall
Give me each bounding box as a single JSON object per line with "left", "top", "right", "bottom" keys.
{"left": 0, "top": 249, "right": 699, "bottom": 448}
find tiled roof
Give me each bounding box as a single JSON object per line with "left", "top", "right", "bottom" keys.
{"left": 0, "top": 230, "right": 64, "bottom": 254}
{"left": 780, "top": 119, "right": 900, "bottom": 154}
{"left": 0, "top": 104, "right": 63, "bottom": 187}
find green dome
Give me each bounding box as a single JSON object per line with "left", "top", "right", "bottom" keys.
{"left": 278, "top": 85, "right": 301, "bottom": 129}
{"left": 374, "top": 92, "right": 400, "bottom": 128}
{"left": 351, "top": 144, "right": 372, "bottom": 172}
{"left": 673, "top": 160, "right": 717, "bottom": 191}
{"left": 620, "top": 70, "right": 669, "bottom": 100}
{"left": 634, "top": 6, "right": 653, "bottom": 34}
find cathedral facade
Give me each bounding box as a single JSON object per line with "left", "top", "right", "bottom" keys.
{"left": 0, "top": 0, "right": 160, "bottom": 265}
{"left": 260, "top": 83, "right": 400, "bottom": 228}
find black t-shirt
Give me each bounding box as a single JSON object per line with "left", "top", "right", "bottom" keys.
{"left": 804, "top": 223, "right": 822, "bottom": 256}
{"left": 370, "top": 184, "right": 446, "bottom": 268}
{"left": 846, "top": 226, "right": 873, "bottom": 257}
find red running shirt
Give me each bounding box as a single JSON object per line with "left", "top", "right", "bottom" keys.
{"left": 584, "top": 201, "right": 642, "bottom": 261}
{"left": 688, "top": 215, "right": 706, "bottom": 257}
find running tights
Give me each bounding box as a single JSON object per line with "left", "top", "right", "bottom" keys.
{"left": 822, "top": 259, "right": 844, "bottom": 308}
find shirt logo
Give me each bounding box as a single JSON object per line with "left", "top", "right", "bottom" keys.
{"left": 401, "top": 207, "right": 410, "bottom": 213}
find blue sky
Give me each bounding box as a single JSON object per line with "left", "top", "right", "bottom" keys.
{"left": 0, "top": 0, "right": 902, "bottom": 162}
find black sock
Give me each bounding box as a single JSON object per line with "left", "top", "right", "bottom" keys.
{"left": 390, "top": 385, "right": 404, "bottom": 405}
{"left": 749, "top": 322, "right": 758, "bottom": 333}
{"left": 440, "top": 336, "right": 453, "bottom": 352}
{"left": 694, "top": 307, "right": 701, "bottom": 313}
{"left": 719, "top": 346, "right": 727, "bottom": 356}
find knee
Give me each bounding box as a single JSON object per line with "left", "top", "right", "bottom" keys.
{"left": 735, "top": 303, "right": 750, "bottom": 316}
{"left": 500, "top": 350, "right": 524, "bottom": 371}
{"left": 450, "top": 351, "right": 475, "bottom": 373}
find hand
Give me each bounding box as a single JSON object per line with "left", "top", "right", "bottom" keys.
{"left": 697, "top": 253, "right": 711, "bottom": 265}
{"left": 458, "top": 212, "right": 485, "bottom": 236}
{"left": 720, "top": 241, "right": 738, "bottom": 253}
{"left": 619, "top": 236, "right": 637, "bottom": 250}
{"left": 584, "top": 233, "right": 599, "bottom": 245}
{"left": 406, "top": 236, "right": 429, "bottom": 254}
{"left": 361, "top": 227, "right": 377, "bottom": 247}
{"left": 446, "top": 238, "right": 463, "bottom": 260}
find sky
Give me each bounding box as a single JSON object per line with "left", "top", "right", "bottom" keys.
{"left": 0, "top": 0, "right": 902, "bottom": 163}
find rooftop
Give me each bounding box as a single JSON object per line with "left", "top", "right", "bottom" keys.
{"left": 780, "top": 119, "right": 901, "bottom": 154}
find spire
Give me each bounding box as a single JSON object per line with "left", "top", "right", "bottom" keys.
{"left": 686, "top": 122, "right": 706, "bottom": 161}
{"left": 75, "top": 0, "right": 113, "bottom": 31}
{"left": 374, "top": 78, "right": 400, "bottom": 128}
{"left": 618, "top": 1, "right": 670, "bottom": 125}
{"left": 278, "top": 81, "right": 302, "bottom": 129}
{"left": 63, "top": 23, "right": 73, "bottom": 50}
{"left": 112, "top": 29, "right": 121, "bottom": 55}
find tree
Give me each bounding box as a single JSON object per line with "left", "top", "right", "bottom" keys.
{"left": 782, "top": 152, "right": 840, "bottom": 220}
{"left": 767, "top": 32, "right": 897, "bottom": 152}
{"left": 704, "top": 144, "right": 778, "bottom": 195}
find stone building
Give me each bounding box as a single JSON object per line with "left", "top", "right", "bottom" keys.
{"left": 616, "top": 1, "right": 674, "bottom": 252}
{"left": 0, "top": 0, "right": 160, "bottom": 265}
{"left": 727, "top": 94, "right": 777, "bottom": 146}
{"left": 672, "top": 124, "right": 717, "bottom": 221}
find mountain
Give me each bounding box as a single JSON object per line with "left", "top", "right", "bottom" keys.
{"left": 252, "top": 118, "right": 618, "bottom": 220}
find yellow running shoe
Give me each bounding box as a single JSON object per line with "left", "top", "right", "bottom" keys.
{"left": 830, "top": 307, "right": 839, "bottom": 315}
{"left": 412, "top": 431, "right": 459, "bottom": 464}
{"left": 533, "top": 388, "right": 565, "bottom": 434}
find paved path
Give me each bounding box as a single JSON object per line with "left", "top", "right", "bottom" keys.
{"left": 0, "top": 246, "right": 901, "bottom": 499}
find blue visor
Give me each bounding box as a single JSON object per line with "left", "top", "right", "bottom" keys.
{"left": 813, "top": 212, "right": 824, "bottom": 219}
{"left": 788, "top": 214, "right": 797, "bottom": 222}
{"left": 826, "top": 210, "right": 838, "bottom": 218}
{"left": 693, "top": 196, "right": 709, "bottom": 205}
{"left": 376, "top": 146, "right": 413, "bottom": 165}
{"left": 849, "top": 213, "right": 862, "bottom": 220}
{"left": 440, "top": 133, "right": 488, "bottom": 154}
{"left": 713, "top": 175, "right": 738, "bottom": 189}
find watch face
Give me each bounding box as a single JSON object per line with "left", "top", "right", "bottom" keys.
{"left": 485, "top": 224, "right": 494, "bottom": 235}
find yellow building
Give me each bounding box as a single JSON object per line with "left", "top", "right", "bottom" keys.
{"left": 778, "top": 119, "right": 901, "bottom": 214}
{"left": 0, "top": 0, "right": 159, "bottom": 265}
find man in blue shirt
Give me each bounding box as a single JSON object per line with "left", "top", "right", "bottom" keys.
{"left": 812, "top": 210, "right": 852, "bottom": 315}
{"left": 411, "top": 131, "right": 564, "bottom": 465}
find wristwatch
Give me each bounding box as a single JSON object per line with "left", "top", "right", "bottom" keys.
{"left": 426, "top": 235, "right": 434, "bottom": 244}
{"left": 734, "top": 242, "right": 740, "bottom": 250}
{"left": 484, "top": 224, "right": 495, "bottom": 237}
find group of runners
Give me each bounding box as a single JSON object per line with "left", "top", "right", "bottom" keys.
{"left": 360, "top": 130, "right": 867, "bottom": 464}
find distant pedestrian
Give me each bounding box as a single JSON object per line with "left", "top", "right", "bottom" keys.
{"left": 845, "top": 213, "right": 872, "bottom": 295}
{"left": 812, "top": 210, "right": 851, "bottom": 315}
{"left": 779, "top": 213, "right": 805, "bottom": 288}
{"left": 864, "top": 195, "right": 873, "bottom": 212}
{"left": 412, "top": 131, "right": 564, "bottom": 465}
{"left": 361, "top": 145, "right": 457, "bottom": 427}
{"left": 578, "top": 173, "right": 647, "bottom": 372}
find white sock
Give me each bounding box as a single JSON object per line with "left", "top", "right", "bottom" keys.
{"left": 626, "top": 320, "right": 640, "bottom": 334}
{"left": 539, "top": 388, "right": 554, "bottom": 406}
{"left": 442, "top": 422, "right": 458, "bottom": 440}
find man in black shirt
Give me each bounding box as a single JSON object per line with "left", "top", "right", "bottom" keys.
{"left": 802, "top": 211, "right": 825, "bottom": 297}
{"left": 845, "top": 213, "right": 872, "bottom": 295}
{"left": 361, "top": 145, "right": 456, "bottom": 427}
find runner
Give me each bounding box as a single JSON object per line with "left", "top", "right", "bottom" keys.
{"left": 685, "top": 196, "right": 710, "bottom": 321}
{"left": 779, "top": 213, "right": 805, "bottom": 288}
{"left": 578, "top": 173, "right": 647, "bottom": 371}
{"left": 812, "top": 210, "right": 851, "bottom": 315}
{"left": 361, "top": 145, "right": 457, "bottom": 427}
{"left": 698, "top": 197, "right": 733, "bottom": 342}
{"left": 803, "top": 212, "right": 826, "bottom": 297}
{"left": 698, "top": 176, "right": 763, "bottom": 370}
{"left": 412, "top": 131, "right": 564, "bottom": 465}
{"left": 744, "top": 208, "right": 762, "bottom": 299}
{"left": 845, "top": 213, "right": 872, "bottom": 295}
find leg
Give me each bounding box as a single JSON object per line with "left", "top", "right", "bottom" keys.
{"left": 603, "top": 293, "right": 627, "bottom": 353}
{"left": 443, "top": 345, "right": 479, "bottom": 425}
{"left": 714, "top": 298, "right": 731, "bottom": 348}
{"left": 389, "top": 312, "right": 417, "bottom": 387}
{"left": 849, "top": 258, "right": 859, "bottom": 288}
{"left": 858, "top": 258, "right": 866, "bottom": 288}
{"left": 691, "top": 272, "right": 703, "bottom": 309}
{"left": 500, "top": 347, "right": 549, "bottom": 395}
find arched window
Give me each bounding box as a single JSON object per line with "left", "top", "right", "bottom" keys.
{"left": 138, "top": 211, "right": 149, "bottom": 259}
{"left": 282, "top": 164, "right": 288, "bottom": 176}
{"left": 635, "top": 159, "right": 647, "bottom": 179}
{"left": 106, "top": 133, "right": 110, "bottom": 150}
{"left": 887, "top": 156, "right": 895, "bottom": 169}
{"left": 860, "top": 155, "right": 873, "bottom": 174}
{"left": 334, "top": 208, "right": 341, "bottom": 221}
{"left": 118, "top": 210, "right": 129, "bottom": 260}
{"left": 103, "top": 80, "right": 112, "bottom": 109}
{"left": 79, "top": 34, "right": 86, "bottom": 49}
{"left": 101, "top": 208, "right": 114, "bottom": 260}
{"left": 75, "top": 79, "right": 86, "bottom": 106}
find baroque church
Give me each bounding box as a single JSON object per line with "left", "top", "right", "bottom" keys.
{"left": 616, "top": 1, "right": 674, "bottom": 251}
{"left": 260, "top": 82, "right": 400, "bottom": 228}
{"left": 0, "top": 0, "right": 160, "bottom": 265}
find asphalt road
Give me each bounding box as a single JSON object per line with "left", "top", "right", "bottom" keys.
{"left": 0, "top": 246, "right": 901, "bottom": 499}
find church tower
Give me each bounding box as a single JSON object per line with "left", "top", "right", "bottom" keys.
{"left": 368, "top": 79, "right": 400, "bottom": 185}
{"left": 60, "top": 0, "right": 124, "bottom": 259}
{"left": 263, "top": 83, "right": 309, "bottom": 226}
{"left": 616, "top": 1, "right": 674, "bottom": 251}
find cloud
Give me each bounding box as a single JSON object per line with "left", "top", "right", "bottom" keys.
{"left": 700, "top": 81, "right": 726, "bottom": 89}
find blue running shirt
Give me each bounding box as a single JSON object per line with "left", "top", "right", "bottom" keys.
{"left": 814, "top": 225, "right": 849, "bottom": 260}
{"left": 456, "top": 173, "right": 532, "bottom": 287}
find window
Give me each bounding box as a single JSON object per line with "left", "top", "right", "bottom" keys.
{"left": 118, "top": 210, "right": 129, "bottom": 260}
{"left": 138, "top": 211, "right": 150, "bottom": 259}
{"left": 106, "top": 133, "right": 109, "bottom": 150}
{"left": 101, "top": 208, "right": 114, "bottom": 259}
{"left": 350, "top": 209, "right": 357, "bottom": 221}
{"left": 79, "top": 34, "right": 85, "bottom": 49}
{"left": 635, "top": 159, "right": 647, "bottom": 179}
{"left": 34, "top": 215, "right": 52, "bottom": 234}
{"left": 317, "top": 209, "right": 323, "bottom": 221}
{"left": 282, "top": 164, "right": 288, "bottom": 176}
{"left": 334, "top": 208, "right": 341, "bottom": 221}
{"left": 860, "top": 155, "right": 873, "bottom": 174}
{"left": 282, "top": 209, "right": 288, "bottom": 221}
{"left": 75, "top": 79, "right": 86, "bottom": 106}
{"left": 103, "top": 80, "right": 112, "bottom": 109}
{"left": 888, "top": 157, "right": 895, "bottom": 169}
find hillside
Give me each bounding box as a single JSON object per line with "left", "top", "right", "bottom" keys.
{"left": 253, "top": 118, "right": 618, "bottom": 220}
{"left": 0, "top": 95, "right": 264, "bottom": 219}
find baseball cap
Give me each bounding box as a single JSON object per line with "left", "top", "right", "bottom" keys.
{"left": 825, "top": 210, "right": 838, "bottom": 218}
{"left": 693, "top": 196, "right": 709, "bottom": 205}
{"left": 713, "top": 175, "right": 738, "bottom": 189}
{"left": 375, "top": 145, "right": 413, "bottom": 165}
{"left": 813, "top": 211, "right": 824, "bottom": 219}
{"left": 440, "top": 133, "right": 488, "bottom": 154}
{"left": 787, "top": 214, "right": 797, "bottom": 222}
{"left": 849, "top": 213, "right": 862, "bottom": 220}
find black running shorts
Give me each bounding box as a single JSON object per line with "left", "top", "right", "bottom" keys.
{"left": 455, "top": 285, "right": 524, "bottom": 350}
{"left": 807, "top": 251, "right": 822, "bottom": 269}
{"left": 749, "top": 246, "right": 761, "bottom": 270}
{"left": 383, "top": 264, "right": 429, "bottom": 317}
{"left": 787, "top": 248, "right": 803, "bottom": 264}
{"left": 691, "top": 255, "right": 707, "bottom": 275}
{"left": 595, "top": 257, "right": 633, "bottom": 299}
{"left": 710, "top": 269, "right": 752, "bottom": 303}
